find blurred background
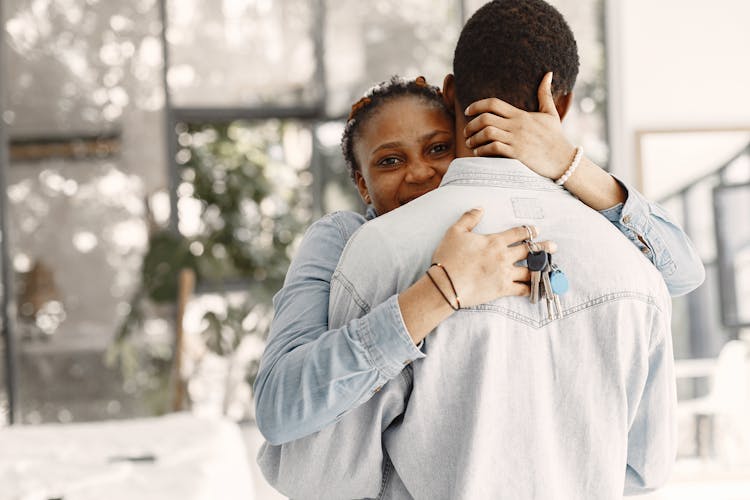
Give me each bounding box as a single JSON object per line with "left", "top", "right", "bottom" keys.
{"left": 0, "top": 0, "right": 749, "bottom": 499}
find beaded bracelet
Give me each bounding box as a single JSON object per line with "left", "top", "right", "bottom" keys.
{"left": 426, "top": 263, "right": 461, "bottom": 311}
{"left": 554, "top": 146, "right": 584, "bottom": 186}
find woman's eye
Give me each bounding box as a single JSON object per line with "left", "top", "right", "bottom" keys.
{"left": 377, "top": 156, "right": 402, "bottom": 167}
{"left": 429, "top": 143, "right": 450, "bottom": 154}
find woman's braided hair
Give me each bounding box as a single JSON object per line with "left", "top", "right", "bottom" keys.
{"left": 341, "top": 75, "right": 451, "bottom": 183}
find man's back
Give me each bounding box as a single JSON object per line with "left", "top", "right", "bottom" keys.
{"left": 329, "top": 158, "right": 675, "bottom": 499}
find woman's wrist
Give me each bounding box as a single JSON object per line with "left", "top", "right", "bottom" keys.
{"left": 560, "top": 156, "right": 627, "bottom": 210}
{"left": 550, "top": 143, "right": 579, "bottom": 180}
{"left": 398, "top": 273, "right": 456, "bottom": 345}
{"left": 554, "top": 146, "right": 584, "bottom": 185}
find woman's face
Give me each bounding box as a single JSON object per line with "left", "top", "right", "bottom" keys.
{"left": 353, "top": 96, "right": 455, "bottom": 215}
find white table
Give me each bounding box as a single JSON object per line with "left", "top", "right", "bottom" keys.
{"left": 0, "top": 413, "right": 255, "bottom": 500}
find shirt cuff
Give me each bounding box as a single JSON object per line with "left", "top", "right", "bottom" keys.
{"left": 355, "top": 294, "right": 426, "bottom": 381}
{"left": 598, "top": 177, "right": 676, "bottom": 276}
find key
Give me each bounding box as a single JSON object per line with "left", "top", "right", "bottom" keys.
{"left": 530, "top": 268, "right": 541, "bottom": 304}
{"left": 526, "top": 250, "right": 548, "bottom": 305}
{"left": 554, "top": 293, "right": 563, "bottom": 319}
{"left": 541, "top": 263, "right": 556, "bottom": 320}
{"left": 548, "top": 257, "right": 567, "bottom": 319}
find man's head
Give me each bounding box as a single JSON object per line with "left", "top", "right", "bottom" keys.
{"left": 449, "top": 0, "right": 579, "bottom": 114}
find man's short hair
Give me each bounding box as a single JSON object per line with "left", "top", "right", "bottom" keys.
{"left": 453, "top": 0, "right": 580, "bottom": 112}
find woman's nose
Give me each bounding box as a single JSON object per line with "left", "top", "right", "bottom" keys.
{"left": 405, "top": 160, "right": 436, "bottom": 183}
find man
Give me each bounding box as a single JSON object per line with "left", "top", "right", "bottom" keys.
{"left": 260, "top": 1, "right": 676, "bottom": 498}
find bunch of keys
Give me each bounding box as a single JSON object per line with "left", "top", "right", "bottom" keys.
{"left": 526, "top": 244, "right": 569, "bottom": 320}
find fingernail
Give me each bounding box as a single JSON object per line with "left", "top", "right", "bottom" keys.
{"left": 464, "top": 106, "right": 471, "bottom": 115}
{"left": 474, "top": 148, "right": 479, "bottom": 156}
{"left": 465, "top": 139, "right": 471, "bottom": 147}
{"left": 472, "top": 207, "right": 483, "bottom": 211}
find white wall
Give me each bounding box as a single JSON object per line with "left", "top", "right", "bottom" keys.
{"left": 608, "top": 0, "right": 750, "bottom": 189}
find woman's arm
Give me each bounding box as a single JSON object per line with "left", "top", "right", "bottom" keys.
{"left": 255, "top": 210, "right": 547, "bottom": 445}
{"left": 594, "top": 178, "right": 704, "bottom": 296}
{"left": 254, "top": 211, "right": 418, "bottom": 445}
{"left": 463, "top": 72, "right": 705, "bottom": 296}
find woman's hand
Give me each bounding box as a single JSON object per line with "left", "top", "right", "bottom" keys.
{"left": 430, "top": 207, "right": 556, "bottom": 308}
{"left": 398, "top": 207, "right": 556, "bottom": 344}
{"left": 463, "top": 72, "right": 576, "bottom": 181}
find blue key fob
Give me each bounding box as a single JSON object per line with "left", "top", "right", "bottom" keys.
{"left": 550, "top": 269, "right": 569, "bottom": 295}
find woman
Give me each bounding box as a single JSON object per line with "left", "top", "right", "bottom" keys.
{"left": 253, "top": 74, "right": 703, "bottom": 445}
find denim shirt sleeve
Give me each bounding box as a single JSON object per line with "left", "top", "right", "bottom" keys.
{"left": 253, "top": 211, "right": 425, "bottom": 445}
{"left": 624, "top": 299, "right": 676, "bottom": 495}
{"left": 599, "top": 177, "right": 705, "bottom": 297}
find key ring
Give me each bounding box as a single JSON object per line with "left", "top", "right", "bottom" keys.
{"left": 522, "top": 225, "right": 535, "bottom": 241}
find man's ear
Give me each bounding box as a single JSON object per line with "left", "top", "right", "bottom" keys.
{"left": 555, "top": 91, "right": 574, "bottom": 121}
{"left": 355, "top": 171, "right": 371, "bottom": 205}
{"left": 442, "top": 74, "right": 456, "bottom": 113}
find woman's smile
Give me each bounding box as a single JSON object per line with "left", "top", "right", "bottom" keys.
{"left": 353, "top": 95, "right": 455, "bottom": 215}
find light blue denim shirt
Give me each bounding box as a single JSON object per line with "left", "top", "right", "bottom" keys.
{"left": 253, "top": 167, "right": 702, "bottom": 447}
{"left": 258, "top": 158, "right": 677, "bottom": 499}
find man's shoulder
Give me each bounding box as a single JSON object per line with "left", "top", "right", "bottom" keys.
{"left": 556, "top": 208, "right": 671, "bottom": 313}
{"left": 331, "top": 194, "right": 456, "bottom": 313}
{"left": 338, "top": 191, "right": 457, "bottom": 269}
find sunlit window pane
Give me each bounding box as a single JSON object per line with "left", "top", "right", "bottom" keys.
{"left": 167, "top": 0, "right": 320, "bottom": 108}
{"left": 175, "top": 119, "right": 314, "bottom": 286}
{"left": 714, "top": 182, "right": 750, "bottom": 326}
{"left": 6, "top": 157, "right": 154, "bottom": 422}
{"left": 3, "top": 0, "right": 167, "bottom": 423}
{"left": 324, "top": 0, "right": 461, "bottom": 116}
{"left": 4, "top": 0, "right": 164, "bottom": 136}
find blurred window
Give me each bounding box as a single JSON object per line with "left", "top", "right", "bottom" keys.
{"left": 3, "top": 0, "right": 166, "bottom": 423}
{"left": 167, "top": 0, "right": 321, "bottom": 108}
{"left": 1, "top": 0, "right": 608, "bottom": 424}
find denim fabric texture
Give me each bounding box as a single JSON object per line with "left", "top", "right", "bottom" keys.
{"left": 256, "top": 158, "right": 693, "bottom": 499}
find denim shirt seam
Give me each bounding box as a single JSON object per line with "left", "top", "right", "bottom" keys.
{"left": 384, "top": 295, "right": 426, "bottom": 363}
{"left": 329, "top": 210, "right": 366, "bottom": 243}
{"left": 622, "top": 212, "right": 677, "bottom": 277}
{"left": 356, "top": 313, "right": 388, "bottom": 379}
{"left": 615, "top": 180, "right": 679, "bottom": 277}
{"left": 465, "top": 291, "right": 665, "bottom": 328}
{"left": 376, "top": 453, "right": 395, "bottom": 500}
{"left": 442, "top": 177, "right": 562, "bottom": 193}
{"left": 332, "top": 269, "right": 371, "bottom": 315}
{"left": 331, "top": 271, "right": 403, "bottom": 379}
{"left": 359, "top": 303, "right": 406, "bottom": 380}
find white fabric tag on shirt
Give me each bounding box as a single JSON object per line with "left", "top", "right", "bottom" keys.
{"left": 512, "top": 198, "right": 544, "bottom": 219}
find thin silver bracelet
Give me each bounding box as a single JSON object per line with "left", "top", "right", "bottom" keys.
{"left": 554, "top": 146, "right": 584, "bottom": 186}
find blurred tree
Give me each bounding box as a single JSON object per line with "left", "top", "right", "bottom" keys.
{"left": 112, "top": 119, "right": 312, "bottom": 415}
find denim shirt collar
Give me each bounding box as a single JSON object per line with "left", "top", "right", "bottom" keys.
{"left": 440, "top": 157, "right": 563, "bottom": 192}
{"left": 366, "top": 158, "right": 559, "bottom": 222}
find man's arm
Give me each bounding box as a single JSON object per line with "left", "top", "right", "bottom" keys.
{"left": 624, "top": 301, "right": 677, "bottom": 495}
